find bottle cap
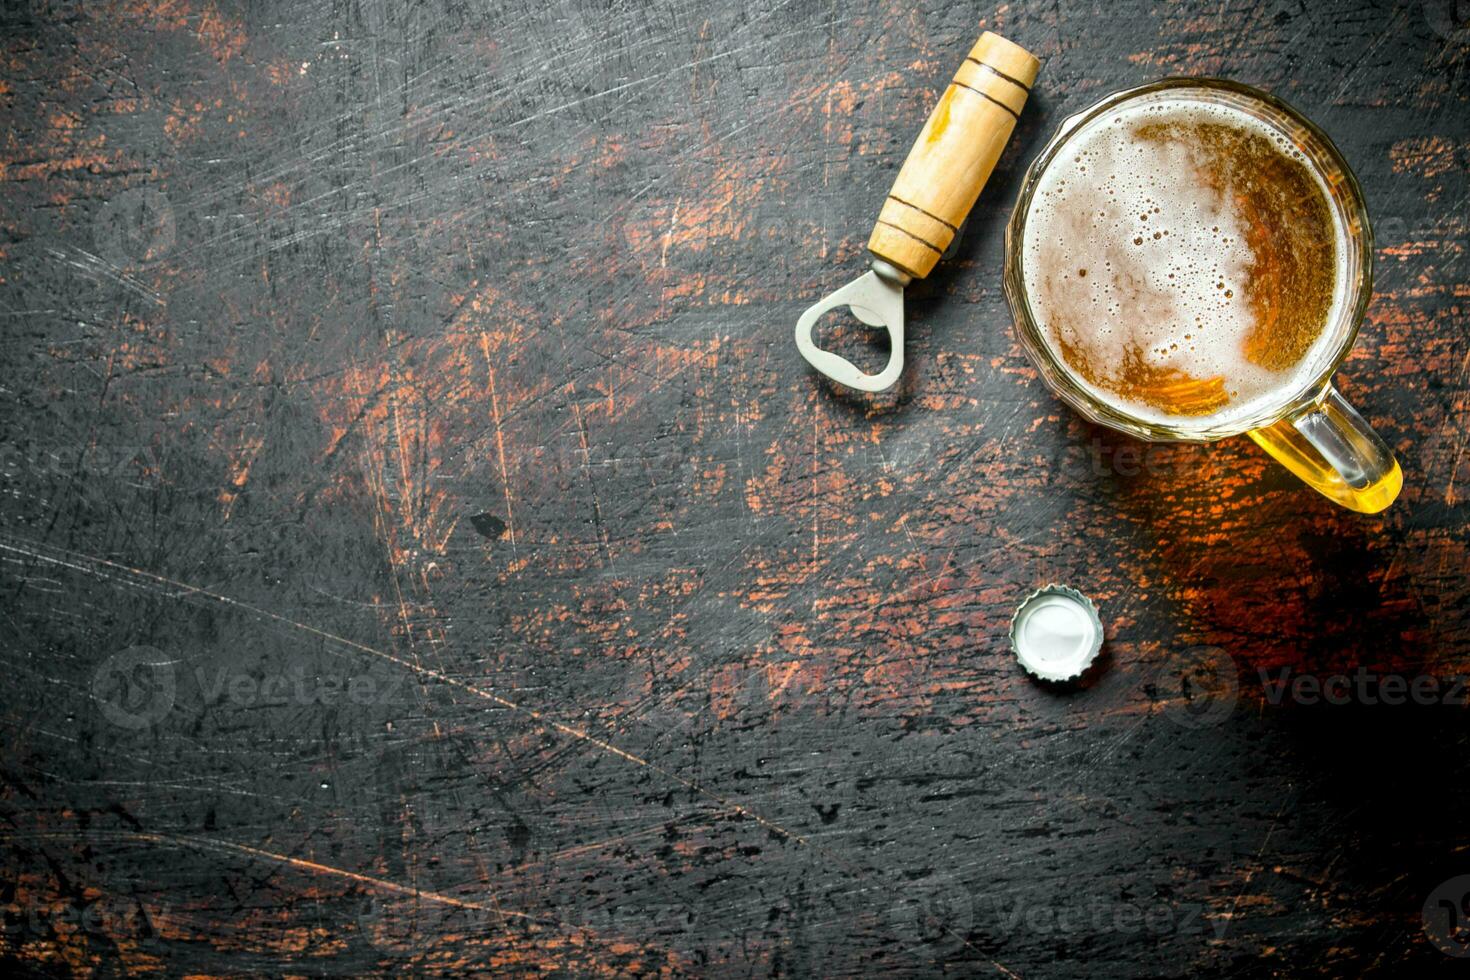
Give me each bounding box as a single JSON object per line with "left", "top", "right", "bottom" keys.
{"left": 1009, "top": 584, "right": 1103, "bottom": 682}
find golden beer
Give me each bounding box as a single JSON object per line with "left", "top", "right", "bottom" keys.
{"left": 1006, "top": 80, "right": 1402, "bottom": 513}
{"left": 1022, "top": 93, "right": 1343, "bottom": 423}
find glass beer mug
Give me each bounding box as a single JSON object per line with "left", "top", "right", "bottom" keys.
{"left": 1004, "top": 78, "right": 1401, "bottom": 513}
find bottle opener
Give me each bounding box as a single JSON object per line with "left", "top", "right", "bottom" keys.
{"left": 794, "top": 31, "right": 1040, "bottom": 392}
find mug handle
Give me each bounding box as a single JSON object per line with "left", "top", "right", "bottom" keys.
{"left": 1246, "top": 384, "right": 1402, "bottom": 513}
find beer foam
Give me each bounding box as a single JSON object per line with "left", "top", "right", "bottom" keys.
{"left": 1022, "top": 94, "right": 1346, "bottom": 429}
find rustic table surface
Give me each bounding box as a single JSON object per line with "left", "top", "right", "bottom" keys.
{"left": 2, "top": 0, "right": 1467, "bottom": 976}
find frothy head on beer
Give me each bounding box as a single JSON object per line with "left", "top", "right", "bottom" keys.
{"left": 1021, "top": 90, "right": 1348, "bottom": 428}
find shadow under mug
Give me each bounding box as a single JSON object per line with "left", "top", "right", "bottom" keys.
{"left": 1004, "top": 78, "right": 1402, "bottom": 513}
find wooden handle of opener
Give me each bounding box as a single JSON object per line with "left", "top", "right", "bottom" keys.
{"left": 866, "top": 31, "right": 1040, "bottom": 280}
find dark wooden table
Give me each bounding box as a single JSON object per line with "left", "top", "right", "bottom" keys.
{"left": 2, "top": 1, "right": 1467, "bottom": 976}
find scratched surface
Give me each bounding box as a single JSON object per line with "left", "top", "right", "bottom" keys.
{"left": 1, "top": 0, "right": 1467, "bottom": 976}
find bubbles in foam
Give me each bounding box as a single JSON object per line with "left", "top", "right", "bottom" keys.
{"left": 1022, "top": 91, "right": 1345, "bottom": 428}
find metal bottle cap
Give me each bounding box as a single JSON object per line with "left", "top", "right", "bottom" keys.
{"left": 1009, "top": 585, "right": 1103, "bottom": 682}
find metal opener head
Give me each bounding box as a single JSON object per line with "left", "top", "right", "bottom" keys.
{"left": 793, "top": 258, "right": 910, "bottom": 393}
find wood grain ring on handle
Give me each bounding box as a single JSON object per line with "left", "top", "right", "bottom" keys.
{"left": 887, "top": 194, "right": 958, "bottom": 233}
{"left": 952, "top": 60, "right": 1029, "bottom": 117}
{"left": 964, "top": 57, "right": 1032, "bottom": 92}
{"left": 873, "top": 195, "right": 957, "bottom": 257}
{"left": 950, "top": 79, "right": 1020, "bottom": 120}
{"left": 873, "top": 219, "right": 944, "bottom": 255}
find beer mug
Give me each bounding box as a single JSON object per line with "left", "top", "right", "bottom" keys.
{"left": 1004, "top": 78, "right": 1401, "bottom": 513}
